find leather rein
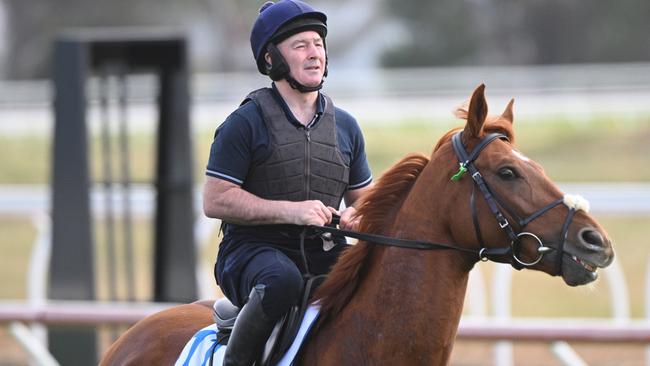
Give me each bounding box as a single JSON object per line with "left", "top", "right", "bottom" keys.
{"left": 310, "top": 131, "right": 579, "bottom": 273}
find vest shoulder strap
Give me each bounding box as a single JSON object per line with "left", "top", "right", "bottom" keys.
{"left": 241, "top": 88, "right": 286, "bottom": 132}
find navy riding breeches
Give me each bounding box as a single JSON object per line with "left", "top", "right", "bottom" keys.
{"left": 215, "top": 240, "right": 348, "bottom": 321}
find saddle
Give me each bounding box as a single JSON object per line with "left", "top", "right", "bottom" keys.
{"left": 213, "top": 275, "right": 325, "bottom": 366}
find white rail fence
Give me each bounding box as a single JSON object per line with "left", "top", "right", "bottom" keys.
{"left": 2, "top": 303, "right": 649, "bottom": 365}
{"left": 2, "top": 63, "right": 650, "bottom": 139}
{"left": 2, "top": 65, "right": 649, "bottom": 364}
{"left": 0, "top": 184, "right": 649, "bottom": 365}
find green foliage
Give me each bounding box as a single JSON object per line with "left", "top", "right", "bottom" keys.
{"left": 382, "top": 0, "right": 650, "bottom": 67}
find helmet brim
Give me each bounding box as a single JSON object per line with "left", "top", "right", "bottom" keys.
{"left": 271, "top": 16, "right": 327, "bottom": 44}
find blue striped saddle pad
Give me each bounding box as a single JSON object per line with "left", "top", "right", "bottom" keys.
{"left": 175, "top": 304, "right": 320, "bottom": 366}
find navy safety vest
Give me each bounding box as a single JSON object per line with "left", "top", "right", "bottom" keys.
{"left": 242, "top": 88, "right": 349, "bottom": 209}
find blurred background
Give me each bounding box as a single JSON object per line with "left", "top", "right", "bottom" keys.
{"left": 1, "top": 0, "right": 649, "bottom": 77}
{"left": 0, "top": 0, "right": 649, "bottom": 365}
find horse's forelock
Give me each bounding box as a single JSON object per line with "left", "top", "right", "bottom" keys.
{"left": 453, "top": 103, "right": 470, "bottom": 120}
{"left": 483, "top": 116, "right": 516, "bottom": 144}
{"left": 442, "top": 104, "right": 516, "bottom": 148}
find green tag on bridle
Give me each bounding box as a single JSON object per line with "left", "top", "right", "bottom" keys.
{"left": 451, "top": 163, "right": 467, "bottom": 181}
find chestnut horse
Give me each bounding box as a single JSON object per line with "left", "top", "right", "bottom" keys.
{"left": 101, "top": 85, "right": 614, "bottom": 365}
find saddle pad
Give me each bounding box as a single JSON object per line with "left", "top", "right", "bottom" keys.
{"left": 175, "top": 304, "right": 320, "bottom": 366}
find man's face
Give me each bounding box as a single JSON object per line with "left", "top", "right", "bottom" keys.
{"left": 271, "top": 30, "right": 326, "bottom": 87}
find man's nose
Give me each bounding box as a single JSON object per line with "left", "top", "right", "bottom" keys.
{"left": 306, "top": 43, "right": 320, "bottom": 57}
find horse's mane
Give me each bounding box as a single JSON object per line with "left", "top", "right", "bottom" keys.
{"left": 312, "top": 153, "right": 430, "bottom": 327}
{"left": 312, "top": 103, "right": 514, "bottom": 329}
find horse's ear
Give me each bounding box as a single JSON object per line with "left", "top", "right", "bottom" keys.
{"left": 501, "top": 98, "right": 514, "bottom": 124}
{"left": 464, "top": 84, "right": 487, "bottom": 138}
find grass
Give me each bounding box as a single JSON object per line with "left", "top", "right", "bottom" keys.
{"left": 516, "top": 115, "right": 650, "bottom": 182}
{"left": 0, "top": 115, "right": 649, "bottom": 318}
{"left": 0, "top": 218, "right": 35, "bottom": 299}
{"left": 361, "top": 114, "right": 650, "bottom": 182}
{"left": 1, "top": 114, "right": 649, "bottom": 184}
{"left": 0, "top": 135, "right": 50, "bottom": 184}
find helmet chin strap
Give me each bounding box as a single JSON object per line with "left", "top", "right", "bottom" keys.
{"left": 266, "top": 43, "right": 327, "bottom": 94}
{"left": 286, "top": 74, "right": 324, "bottom": 93}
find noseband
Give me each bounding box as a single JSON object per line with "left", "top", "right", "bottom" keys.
{"left": 309, "top": 132, "right": 583, "bottom": 275}
{"left": 451, "top": 131, "right": 578, "bottom": 273}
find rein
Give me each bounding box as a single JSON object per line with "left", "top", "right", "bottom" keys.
{"left": 310, "top": 221, "right": 485, "bottom": 255}
{"left": 306, "top": 131, "right": 581, "bottom": 274}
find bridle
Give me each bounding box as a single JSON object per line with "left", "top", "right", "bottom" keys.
{"left": 450, "top": 131, "right": 577, "bottom": 273}
{"left": 310, "top": 131, "right": 581, "bottom": 274}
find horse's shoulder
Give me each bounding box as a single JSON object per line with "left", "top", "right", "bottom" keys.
{"left": 100, "top": 301, "right": 215, "bottom": 365}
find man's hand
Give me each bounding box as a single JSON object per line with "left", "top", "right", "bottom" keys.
{"left": 339, "top": 206, "right": 360, "bottom": 231}
{"left": 288, "top": 200, "right": 334, "bottom": 226}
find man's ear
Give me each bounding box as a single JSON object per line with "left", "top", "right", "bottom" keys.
{"left": 266, "top": 44, "right": 290, "bottom": 81}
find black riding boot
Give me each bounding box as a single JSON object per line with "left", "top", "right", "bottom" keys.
{"left": 223, "top": 284, "right": 276, "bottom": 366}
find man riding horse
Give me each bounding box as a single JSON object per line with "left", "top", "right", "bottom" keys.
{"left": 202, "top": 1, "right": 374, "bottom": 364}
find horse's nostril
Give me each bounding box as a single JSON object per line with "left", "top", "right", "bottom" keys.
{"left": 580, "top": 229, "right": 604, "bottom": 247}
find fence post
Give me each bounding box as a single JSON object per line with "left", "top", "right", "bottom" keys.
{"left": 49, "top": 29, "right": 196, "bottom": 364}
{"left": 50, "top": 38, "right": 97, "bottom": 365}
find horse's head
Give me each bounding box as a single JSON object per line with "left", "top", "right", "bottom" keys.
{"left": 442, "top": 84, "right": 614, "bottom": 286}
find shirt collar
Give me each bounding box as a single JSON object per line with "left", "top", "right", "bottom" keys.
{"left": 271, "top": 83, "right": 323, "bottom": 128}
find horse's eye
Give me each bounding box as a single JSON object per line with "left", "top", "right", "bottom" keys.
{"left": 498, "top": 167, "right": 518, "bottom": 180}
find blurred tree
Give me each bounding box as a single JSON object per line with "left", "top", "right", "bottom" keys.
{"left": 381, "top": 0, "right": 650, "bottom": 67}
{"left": 4, "top": 0, "right": 648, "bottom": 77}
{"left": 381, "top": 0, "right": 483, "bottom": 67}
{"left": 522, "top": 0, "right": 650, "bottom": 64}
{"left": 2, "top": 0, "right": 259, "bottom": 78}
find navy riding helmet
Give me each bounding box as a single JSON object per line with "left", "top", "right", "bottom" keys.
{"left": 250, "top": 0, "right": 328, "bottom": 91}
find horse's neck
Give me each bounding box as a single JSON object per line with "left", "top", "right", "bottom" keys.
{"left": 367, "top": 245, "right": 471, "bottom": 341}
{"left": 310, "top": 245, "right": 471, "bottom": 365}
{"left": 364, "top": 201, "right": 473, "bottom": 362}
{"left": 307, "top": 165, "right": 474, "bottom": 365}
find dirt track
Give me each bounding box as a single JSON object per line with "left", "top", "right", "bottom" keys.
{"left": 452, "top": 340, "right": 645, "bottom": 366}
{"left": 1, "top": 328, "right": 647, "bottom": 365}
